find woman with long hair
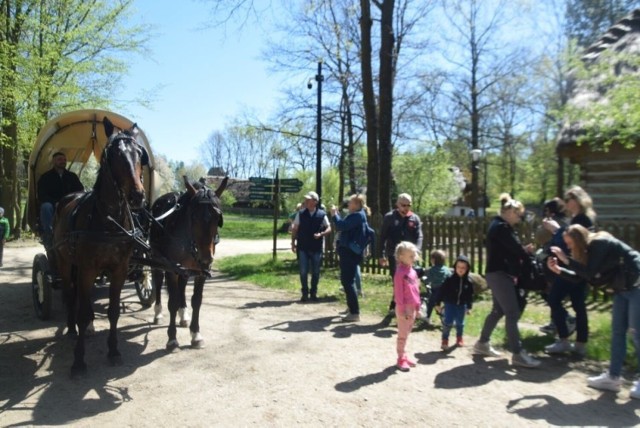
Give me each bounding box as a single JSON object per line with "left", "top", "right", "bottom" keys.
{"left": 542, "top": 185, "right": 597, "bottom": 356}
{"left": 547, "top": 224, "right": 640, "bottom": 398}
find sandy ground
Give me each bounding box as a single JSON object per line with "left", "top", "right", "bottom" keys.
{"left": 1, "top": 239, "right": 640, "bottom": 427}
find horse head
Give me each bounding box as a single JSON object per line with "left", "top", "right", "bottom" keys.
{"left": 99, "top": 116, "right": 146, "bottom": 209}
{"left": 182, "top": 176, "right": 227, "bottom": 270}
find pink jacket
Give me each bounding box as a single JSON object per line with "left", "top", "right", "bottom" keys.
{"left": 393, "top": 263, "right": 421, "bottom": 315}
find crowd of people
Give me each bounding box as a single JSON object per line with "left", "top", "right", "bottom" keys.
{"left": 290, "top": 187, "right": 640, "bottom": 399}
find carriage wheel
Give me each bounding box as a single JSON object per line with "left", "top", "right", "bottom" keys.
{"left": 32, "top": 253, "right": 53, "bottom": 320}
{"left": 134, "top": 265, "right": 155, "bottom": 307}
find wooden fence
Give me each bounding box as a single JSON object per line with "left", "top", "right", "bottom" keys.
{"left": 324, "top": 215, "right": 640, "bottom": 276}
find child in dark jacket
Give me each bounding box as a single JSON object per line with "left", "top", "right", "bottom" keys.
{"left": 435, "top": 255, "right": 474, "bottom": 350}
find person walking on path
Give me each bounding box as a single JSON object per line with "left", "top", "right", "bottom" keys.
{"left": 379, "top": 193, "right": 423, "bottom": 314}
{"left": 393, "top": 241, "right": 422, "bottom": 371}
{"left": 331, "top": 194, "right": 371, "bottom": 322}
{"left": 0, "top": 207, "right": 9, "bottom": 267}
{"left": 291, "top": 191, "right": 331, "bottom": 302}
{"left": 547, "top": 224, "right": 640, "bottom": 398}
{"left": 435, "top": 255, "right": 474, "bottom": 351}
{"left": 472, "top": 194, "right": 540, "bottom": 368}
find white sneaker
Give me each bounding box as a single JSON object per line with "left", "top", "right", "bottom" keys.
{"left": 572, "top": 342, "right": 587, "bottom": 358}
{"left": 587, "top": 372, "right": 622, "bottom": 392}
{"left": 630, "top": 381, "right": 640, "bottom": 399}
{"left": 545, "top": 340, "right": 572, "bottom": 354}
{"left": 512, "top": 350, "right": 541, "bottom": 368}
{"left": 472, "top": 341, "right": 502, "bottom": 357}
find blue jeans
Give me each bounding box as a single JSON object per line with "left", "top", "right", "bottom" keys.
{"left": 298, "top": 250, "right": 322, "bottom": 298}
{"left": 609, "top": 287, "right": 640, "bottom": 377}
{"left": 40, "top": 202, "right": 55, "bottom": 234}
{"left": 549, "top": 278, "right": 589, "bottom": 342}
{"left": 338, "top": 247, "right": 362, "bottom": 315}
{"left": 354, "top": 264, "right": 362, "bottom": 293}
{"left": 442, "top": 303, "right": 466, "bottom": 340}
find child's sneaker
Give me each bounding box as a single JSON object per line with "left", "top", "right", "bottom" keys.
{"left": 587, "top": 372, "right": 622, "bottom": 392}
{"left": 544, "top": 340, "right": 572, "bottom": 354}
{"left": 512, "top": 349, "right": 541, "bottom": 368}
{"left": 456, "top": 336, "right": 464, "bottom": 347}
{"left": 396, "top": 357, "right": 410, "bottom": 371}
{"left": 403, "top": 354, "right": 417, "bottom": 367}
{"left": 630, "top": 381, "right": 640, "bottom": 399}
{"left": 441, "top": 339, "right": 449, "bottom": 351}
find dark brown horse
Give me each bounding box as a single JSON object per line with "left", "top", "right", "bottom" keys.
{"left": 53, "top": 117, "right": 146, "bottom": 376}
{"left": 149, "top": 176, "right": 227, "bottom": 350}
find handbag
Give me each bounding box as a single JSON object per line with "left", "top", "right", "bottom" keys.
{"left": 348, "top": 240, "right": 363, "bottom": 255}
{"left": 517, "top": 255, "right": 549, "bottom": 292}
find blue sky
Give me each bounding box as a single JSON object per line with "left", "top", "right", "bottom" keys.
{"left": 119, "top": 0, "right": 280, "bottom": 165}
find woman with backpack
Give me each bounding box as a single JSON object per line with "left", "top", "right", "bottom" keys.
{"left": 331, "top": 194, "right": 373, "bottom": 322}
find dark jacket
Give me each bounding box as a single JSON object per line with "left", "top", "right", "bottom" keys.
{"left": 296, "top": 208, "right": 327, "bottom": 253}
{"left": 435, "top": 255, "right": 474, "bottom": 309}
{"left": 379, "top": 209, "right": 423, "bottom": 258}
{"left": 37, "top": 168, "right": 84, "bottom": 205}
{"left": 333, "top": 209, "right": 367, "bottom": 252}
{"left": 485, "top": 216, "right": 529, "bottom": 276}
{"left": 559, "top": 235, "right": 640, "bottom": 291}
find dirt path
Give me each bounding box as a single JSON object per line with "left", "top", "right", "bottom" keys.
{"left": 1, "top": 241, "right": 639, "bottom": 427}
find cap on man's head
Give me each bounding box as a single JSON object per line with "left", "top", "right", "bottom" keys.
{"left": 52, "top": 151, "right": 65, "bottom": 159}
{"left": 0, "top": 207, "right": 4, "bottom": 216}
{"left": 304, "top": 191, "right": 319, "bottom": 202}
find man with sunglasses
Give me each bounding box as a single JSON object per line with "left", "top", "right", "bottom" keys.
{"left": 379, "top": 193, "right": 423, "bottom": 314}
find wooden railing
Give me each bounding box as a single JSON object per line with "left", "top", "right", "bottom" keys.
{"left": 324, "top": 215, "right": 640, "bottom": 276}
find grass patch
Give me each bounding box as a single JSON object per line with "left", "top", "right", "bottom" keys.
{"left": 221, "top": 214, "right": 288, "bottom": 239}
{"left": 218, "top": 253, "right": 626, "bottom": 365}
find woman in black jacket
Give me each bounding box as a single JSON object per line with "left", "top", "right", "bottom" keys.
{"left": 547, "top": 224, "right": 640, "bottom": 398}
{"left": 472, "top": 194, "right": 540, "bottom": 368}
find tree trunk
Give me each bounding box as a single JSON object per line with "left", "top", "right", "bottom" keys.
{"left": 360, "top": 0, "right": 379, "bottom": 215}
{"left": 377, "top": 0, "right": 395, "bottom": 215}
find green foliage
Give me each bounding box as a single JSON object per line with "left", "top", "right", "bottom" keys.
{"left": 392, "top": 146, "right": 461, "bottom": 215}
{"left": 563, "top": 51, "right": 640, "bottom": 153}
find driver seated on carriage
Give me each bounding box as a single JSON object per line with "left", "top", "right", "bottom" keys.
{"left": 37, "top": 151, "right": 84, "bottom": 246}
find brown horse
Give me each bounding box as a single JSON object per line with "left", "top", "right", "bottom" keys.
{"left": 149, "top": 176, "right": 227, "bottom": 350}
{"left": 53, "top": 117, "right": 146, "bottom": 376}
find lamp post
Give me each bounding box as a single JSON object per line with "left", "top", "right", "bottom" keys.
{"left": 470, "top": 148, "right": 482, "bottom": 216}
{"left": 308, "top": 61, "right": 324, "bottom": 203}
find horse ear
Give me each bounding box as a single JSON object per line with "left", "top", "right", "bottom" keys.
{"left": 215, "top": 176, "right": 229, "bottom": 198}
{"left": 103, "top": 117, "right": 114, "bottom": 138}
{"left": 184, "top": 175, "right": 196, "bottom": 195}
{"left": 129, "top": 123, "right": 139, "bottom": 136}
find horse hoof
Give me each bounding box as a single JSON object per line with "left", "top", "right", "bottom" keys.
{"left": 70, "top": 363, "right": 87, "bottom": 379}
{"left": 109, "top": 354, "right": 123, "bottom": 366}
{"left": 166, "top": 340, "right": 180, "bottom": 352}
{"left": 191, "top": 339, "right": 205, "bottom": 349}
{"left": 153, "top": 316, "right": 163, "bottom": 325}
{"left": 179, "top": 319, "right": 189, "bottom": 328}
{"left": 66, "top": 329, "right": 78, "bottom": 339}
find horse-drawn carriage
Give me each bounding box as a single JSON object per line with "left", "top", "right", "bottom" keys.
{"left": 27, "top": 109, "right": 158, "bottom": 320}
{"left": 26, "top": 109, "right": 227, "bottom": 376}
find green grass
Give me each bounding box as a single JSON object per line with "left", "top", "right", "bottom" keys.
{"left": 221, "top": 214, "right": 288, "bottom": 239}
{"left": 217, "top": 253, "right": 631, "bottom": 366}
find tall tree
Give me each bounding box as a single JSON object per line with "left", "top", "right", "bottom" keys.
{"left": 0, "top": 0, "right": 149, "bottom": 232}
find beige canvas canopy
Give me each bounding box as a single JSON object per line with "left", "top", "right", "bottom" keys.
{"left": 27, "top": 109, "right": 158, "bottom": 231}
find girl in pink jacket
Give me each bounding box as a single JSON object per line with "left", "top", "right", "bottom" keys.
{"left": 393, "top": 241, "right": 422, "bottom": 371}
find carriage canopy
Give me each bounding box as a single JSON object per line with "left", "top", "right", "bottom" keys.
{"left": 27, "top": 109, "right": 159, "bottom": 231}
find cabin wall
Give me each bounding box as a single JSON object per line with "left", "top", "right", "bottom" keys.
{"left": 560, "top": 143, "right": 640, "bottom": 222}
